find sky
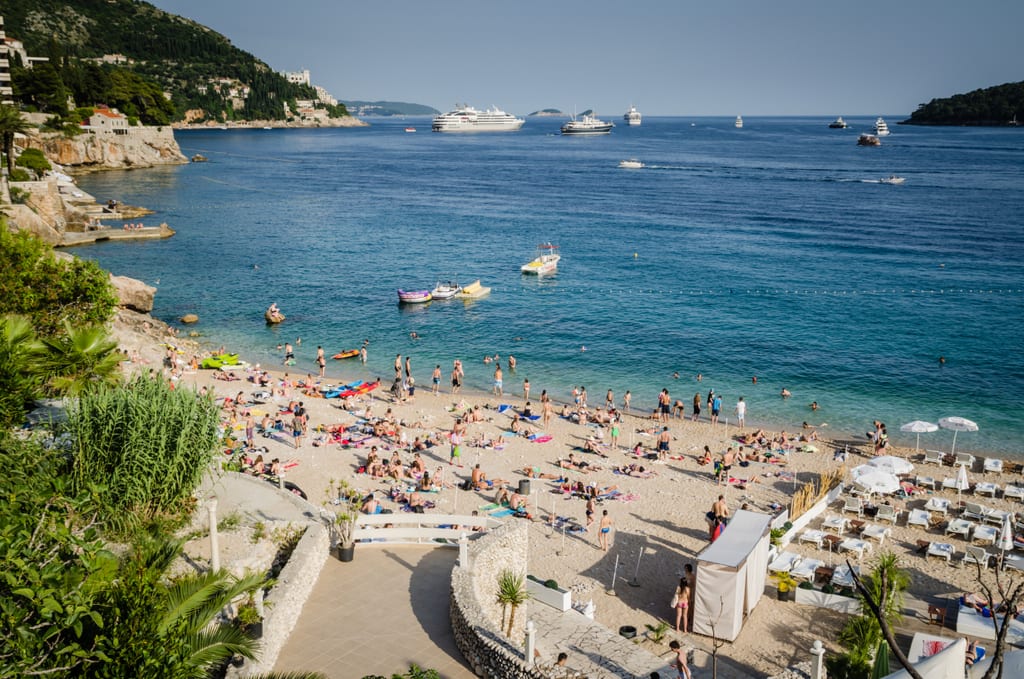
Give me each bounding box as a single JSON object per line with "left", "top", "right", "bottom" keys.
{"left": 149, "top": 0, "right": 1023, "bottom": 117}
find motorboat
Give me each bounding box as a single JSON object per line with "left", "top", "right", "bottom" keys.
{"left": 457, "top": 280, "right": 491, "bottom": 299}
{"left": 874, "top": 117, "right": 890, "bottom": 136}
{"left": 623, "top": 105, "right": 642, "bottom": 126}
{"left": 521, "top": 243, "right": 560, "bottom": 276}
{"left": 880, "top": 175, "right": 905, "bottom": 185}
{"left": 561, "top": 113, "right": 613, "bottom": 135}
{"left": 828, "top": 117, "right": 848, "bottom": 129}
{"left": 857, "top": 133, "right": 881, "bottom": 147}
{"left": 431, "top": 280, "right": 461, "bottom": 299}
{"left": 405, "top": 127, "right": 416, "bottom": 133}
{"left": 264, "top": 304, "right": 285, "bottom": 324}
{"left": 397, "top": 290, "right": 432, "bottom": 304}
{"left": 735, "top": 115, "right": 743, "bottom": 128}
{"left": 191, "top": 154, "right": 208, "bottom": 162}
{"left": 618, "top": 159, "right": 644, "bottom": 169}
{"left": 432, "top": 104, "right": 525, "bottom": 132}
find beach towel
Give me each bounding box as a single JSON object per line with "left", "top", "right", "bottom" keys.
{"left": 490, "top": 508, "right": 515, "bottom": 518}
{"left": 478, "top": 503, "right": 500, "bottom": 511}
{"left": 529, "top": 434, "right": 553, "bottom": 443}
{"left": 526, "top": 415, "right": 541, "bottom": 421}
{"left": 497, "top": 404, "right": 513, "bottom": 413}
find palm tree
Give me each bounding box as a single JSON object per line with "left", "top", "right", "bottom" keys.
{"left": 495, "top": 569, "right": 529, "bottom": 637}
{"left": 0, "top": 103, "right": 30, "bottom": 176}
{"left": 35, "top": 320, "right": 122, "bottom": 396}
{"left": 0, "top": 314, "right": 42, "bottom": 427}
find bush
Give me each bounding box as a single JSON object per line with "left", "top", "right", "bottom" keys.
{"left": 16, "top": 147, "right": 51, "bottom": 174}
{"left": 9, "top": 168, "right": 31, "bottom": 181}
{"left": 544, "top": 579, "right": 559, "bottom": 590}
{"left": 799, "top": 581, "right": 814, "bottom": 590}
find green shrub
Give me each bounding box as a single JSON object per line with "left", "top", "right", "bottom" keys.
{"left": 9, "top": 168, "right": 30, "bottom": 181}
{"left": 544, "top": 579, "right": 559, "bottom": 590}
{"left": 16, "top": 147, "right": 52, "bottom": 174}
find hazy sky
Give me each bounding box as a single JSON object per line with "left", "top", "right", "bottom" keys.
{"left": 150, "top": 0, "right": 1022, "bottom": 117}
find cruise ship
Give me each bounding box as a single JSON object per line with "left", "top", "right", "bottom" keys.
{"left": 431, "top": 104, "right": 525, "bottom": 132}
{"left": 561, "top": 113, "right": 614, "bottom": 135}
{"left": 623, "top": 105, "right": 642, "bottom": 126}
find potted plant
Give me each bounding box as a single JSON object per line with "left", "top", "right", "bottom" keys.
{"left": 324, "top": 478, "right": 359, "bottom": 562}
{"left": 774, "top": 572, "right": 797, "bottom": 601}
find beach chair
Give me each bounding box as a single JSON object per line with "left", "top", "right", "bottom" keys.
{"left": 767, "top": 551, "right": 802, "bottom": 574}
{"left": 941, "top": 477, "right": 959, "bottom": 491}
{"left": 974, "top": 482, "right": 999, "bottom": 498}
{"left": 972, "top": 524, "right": 997, "bottom": 545}
{"left": 799, "top": 529, "right": 826, "bottom": 549}
{"left": 924, "top": 449, "right": 945, "bottom": 466}
{"left": 839, "top": 538, "right": 873, "bottom": 559}
{"left": 842, "top": 496, "right": 864, "bottom": 516}
{"left": 908, "top": 509, "right": 931, "bottom": 528}
{"left": 916, "top": 475, "right": 937, "bottom": 490}
{"left": 955, "top": 453, "right": 976, "bottom": 469}
{"left": 926, "top": 542, "right": 955, "bottom": 563}
{"left": 962, "top": 502, "right": 990, "bottom": 521}
{"left": 822, "top": 515, "right": 848, "bottom": 533}
{"left": 791, "top": 558, "right": 824, "bottom": 581}
{"left": 1005, "top": 485, "right": 1024, "bottom": 502}
{"left": 984, "top": 508, "right": 1010, "bottom": 526}
{"left": 862, "top": 524, "right": 891, "bottom": 544}
{"left": 924, "top": 497, "right": 950, "bottom": 515}
{"left": 831, "top": 563, "right": 858, "bottom": 588}
{"left": 946, "top": 518, "right": 974, "bottom": 539}
{"left": 963, "top": 545, "right": 993, "bottom": 568}
{"left": 983, "top": 457, "right": 1003, "bottom": 474}
{"left": 1005, "top": 553, "right": 1024, "bottom": 572}
{"left": 875, "top": 504, "right": 899, "bottom": 524}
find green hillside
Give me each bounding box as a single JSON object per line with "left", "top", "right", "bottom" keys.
{"left": 2, "top": 0, "right": 347, "bottom": 122}
{"left": 342, "top": 101, "right": 439, "bottom": 116}
{"left": 903, "top": 81, "right": 1023, "bottom": 126}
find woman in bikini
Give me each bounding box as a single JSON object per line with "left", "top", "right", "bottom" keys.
{"left": 674, "top": 577, "right": 691, "bottom": 633}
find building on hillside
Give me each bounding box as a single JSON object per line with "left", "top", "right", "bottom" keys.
{"left": 284, "top": 69, "right": 310, "bottom": 86}
{"left": 314, "top": 85, "right": 337, "bottom": 107}
{"left": 85, "top": 106, "right": 130, "bottom": 135}
{"left": 0, "top": 17, "right": 13, "bottom": 104}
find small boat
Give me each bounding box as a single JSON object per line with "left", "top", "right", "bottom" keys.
{"left": 623, "top": 105, "right": 642, "bottom": 126}
{"left": 265, "top": 304, "right": 285, "bottom": 324}
{"left": 332, "top": 349, "right": 360, "bottom": 360}
{"left": 457, "top": 280, "right": 491, "bottom": 299}
{"left": 431, "top": 280, "right": 461, "bottom": 299}
{"left": 735, "top": 115, "right": 743, "bottom": 128}
{"left": 521, "top": 243, "right": 560, "bottom": 276}
{"left": 874, "top": 117, "right": 890, "bottom": 136}
{"left": 857, "top": 133, "right": 881, "bottom": 147}
{"left": 191, "top": 154, "right": 208, "bottom": 162}
{"left": 828, "top": 116, "right": 848, "bottom": 129}
{"left": 561, "top": 113, "right": 614, "bottom": 135}
{"left": 880, "top": 175, "right": 905, "bottom": 185}
{"left": 618, "top": 158, "right": 644, "bottom": 169}
{"left": 397, "top": 289, "right": 432, "bottom": 304}
{"left": 405, "top": 127, "right": 416, "bottom": 133}
{"left": 263, "top": 126, "right": 272, "bottom": 130}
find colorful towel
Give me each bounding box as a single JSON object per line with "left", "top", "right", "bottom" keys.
{"left": 530, "top": 434, "right": 553, "bottom": 443}
{"left": 490, "top": 508, "right": 515, "bottom": 518}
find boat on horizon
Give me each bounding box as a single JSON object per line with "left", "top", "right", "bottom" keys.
{"left": 432, "top": 104, "right": 525, "bottom": 132}
{"left": 405, "top": 127, "right": 416, "bottom": 133}
{"left": 880, "top": 175, "right": 905, "bottom": 185}
{"left": 521, "top": 243, "right": 560, "bottom": 276}
{"left": 618, "top": 158, "right": 644, "bottom": 169}
{"left": 735, "top": 115, "right": 743, "bottom": 128}
{"left": 874, "top": 117, "right": 890, "bottom": 136}
{"left": 561, "top": 112, "right": 613, "bottom": 135}
{"left": 624, "top": 105, "right": 642, "bottom": 126}
{"left": 829, "top": 117, "right": 848, "bottom": 129}
{"left": 397, "top": 289, "right": 432, "bottom": 304}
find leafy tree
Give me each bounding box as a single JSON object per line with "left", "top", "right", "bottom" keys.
{"left": 0, "top": 103, "right": 31, "bottom": 176}
{"left": 0, "top": 315, "right": 43, "bottom": 430}
{"left": 11, "top": 61, "right": 68, "bottom": 115}
{"left": 362, "top": 666, "right": 441, "bottom": 679}
{"left": 14, "top": 147, "right": 51, "bottom": 175}
{"left": 495, "top": 569, "right": 530, "bottom": 636}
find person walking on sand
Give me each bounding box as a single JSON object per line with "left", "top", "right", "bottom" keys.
{"left": 451, "top": 363, "right": 462, "bottom": 394}
{"left": 283, "top": 342, "right": 294, "bottom": 365}
{"left": 244, "top": 412, "right": 255, "bottom": 449}
{"left": 493, "top": 364, "right": 503, "bottom": 396}
{"left": 431, "top": 365, "right": 441, "bottom": 394}
{"left": 523, "top": 377, "right": 530, "bottom": 402}
{"left": 657, "top": 426, "right": 671, "bottom": 460}
{"left": 598, "top": 510, "right": 613, "bottom": 551}
{"left": 711, "top": 392, "right": 722, "bottom": 425}
{"left": 450, "top": 423, "right": 463, "bottom": 466}
{"left": 316, "top": 345, "right": 326, "bottom": 377}
{"left": 585, "top": 496, "right": 596, "bottom": 531}
{"left": 692, "top": 392, "right": 701, "bottom": 422}
{"left": 669, "top": 641, "right": 692, "bottom": 679}
{"left": 542, "top": 398, "right": 553, "bottom": 428}
{"left": 735, "top": 396, "right": 746, "bottom": 427}
{"left": 672, "top": 577, "right": 691, "bottom": 633}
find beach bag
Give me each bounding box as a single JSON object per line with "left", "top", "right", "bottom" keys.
{"left": 670, "top": 591, "right": 679, "bottom": 608}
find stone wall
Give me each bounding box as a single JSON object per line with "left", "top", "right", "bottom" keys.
{"left": 450, "top": 521, "right": 549, "bottom": 678}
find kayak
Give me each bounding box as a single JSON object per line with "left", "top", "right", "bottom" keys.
{"left": 322, "top": 380, "right": 365, "bottom": 399}
{"left": 332, "top": 349, "right": 359, "bottom": 360}
{"left": 200, "top": 353, "right": 240, "bottom": 369}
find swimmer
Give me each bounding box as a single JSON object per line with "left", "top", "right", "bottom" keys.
{"left": 781, "top": 388, "right": 792, "bottom": 398}
{"left": 752, "top": 376, "right": 757, "bottom": 384}
{"left": 580, "top": 345, "right": 587, "bottom": 352}
{"left": 810, "top": 401, "right": 819, "bottom": 411}
{"left": 672, "top": 372, "right": 680, "bottom": 379}
{"left": 409, "top": 331, "right": 419, "bottom": 339}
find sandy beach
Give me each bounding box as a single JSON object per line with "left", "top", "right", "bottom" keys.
{"left": 111, "top": 309, "right": 1023, "bottom": 676}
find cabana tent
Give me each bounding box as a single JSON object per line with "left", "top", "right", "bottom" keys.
{"left": 692, "top": 509, "right": 772, "bottom": 641}
{"left": 883, "top": 636, "right": 965, "bottom": 679}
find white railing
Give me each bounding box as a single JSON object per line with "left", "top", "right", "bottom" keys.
{"left": 353, "top": 513, "right": 503, "bottom": 547}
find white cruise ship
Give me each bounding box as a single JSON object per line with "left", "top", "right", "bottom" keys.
{"left": 624, "top": 105, "right": 642, "bottom": 126}
{"left": 874, "top": 117, "right": 890, "bottom": 136}
{"left": 431, "top": 104, "right": 525, "bottom": 132}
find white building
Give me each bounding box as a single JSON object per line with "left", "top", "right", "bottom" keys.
{"left": 87, "top": 107, "right": 130, "bottom": 135}
{"left": 284, "top": 69, "right": 310, "bottom": 86}
{"left": 0, "top": 17, "right": 14, "bottom": 104}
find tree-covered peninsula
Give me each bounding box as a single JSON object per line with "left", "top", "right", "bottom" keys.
{"left": 902, "top": 80, "right": 1023, "bottom": 126}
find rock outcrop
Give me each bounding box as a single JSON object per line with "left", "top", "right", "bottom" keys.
{"left": 23, "top": 127, "right": 187, "bottom": 170}
{"left": 0, "top": 203, "right": 63, "bottom": 245}
{"left": 109, "top": 275, "right": 156, "bottom": 313}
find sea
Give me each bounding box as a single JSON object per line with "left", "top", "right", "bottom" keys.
{"left": 73, "top": 116, "right": 1024, "bottom": 455}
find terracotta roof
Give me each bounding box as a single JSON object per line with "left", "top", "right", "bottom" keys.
{"left": 94, "top": 109, "right": 124, "bottom": 119}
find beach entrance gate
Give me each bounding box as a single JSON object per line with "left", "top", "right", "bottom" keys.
{"left": 692, "top": 509, "right": 772, "bottom": 642}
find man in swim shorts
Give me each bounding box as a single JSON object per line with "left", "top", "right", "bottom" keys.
{"left": 657, "top": 426, "right": 671, "bottom": 460}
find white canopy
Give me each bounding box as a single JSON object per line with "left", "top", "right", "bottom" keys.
{"left": 884, "top": 636, "right": 965, "bottom": 679}
{"left": 692, "top": 509, "right": 772, "bottom": 642}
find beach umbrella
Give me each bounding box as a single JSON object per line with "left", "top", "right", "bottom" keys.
{"left": 955, "top": 463, "right": 970, "bottom": 503}
{"left": 899, "top": 420, "right": 938, "bottom": 456}
{"left": 999, "top": 513, "right": 1014, "bottom": 566}
{"left": 938, "top": 416, "right": 978, "bottom": 457}
{"left": 868, "top": 456, "right": 914, "bottom": 476}
{"left": 852, "top": 467, "right": 901, "bottom": 495}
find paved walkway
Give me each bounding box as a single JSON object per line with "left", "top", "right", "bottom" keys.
{"left": 273, "top": 546, "right": 476, "bottom": 679}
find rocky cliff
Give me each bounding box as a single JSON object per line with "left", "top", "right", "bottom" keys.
{"left": 24, "top": 127, "right": 187, "bottom": 170}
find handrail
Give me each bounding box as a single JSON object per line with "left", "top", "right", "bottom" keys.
{"left": 353, "top": 512, "right": 503, "bottom": 547}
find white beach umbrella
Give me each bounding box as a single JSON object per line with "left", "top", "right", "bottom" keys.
{"left": 954, "top": 463, "right": 970, "bottom": 503}
{"left": 852, "top": 468, "right": 901, "bottom": 495}
{"left": 868, "top": 455, "right": 914, "bottom": 476}
{"left": 938, "top": 416, "right": 978, "bottom": 457}
{"left": 999, "top": 512, "right": 1014, "bottom": 553}
{"left": 899, "top": 420, "right": 938, "bottom": 456}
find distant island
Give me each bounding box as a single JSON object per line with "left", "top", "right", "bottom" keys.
{"left": 902, "top": 80, "right": 1023, "bottom": 126}
{"left": 529, "top": 109, "right": 564, "bottom": 117}
{"left": 342, "top": 101, "right": 439, "bottom": 117}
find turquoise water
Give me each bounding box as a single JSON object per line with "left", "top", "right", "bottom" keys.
{"left": 74, "top": 117, "right": 1024, "bottom": 454}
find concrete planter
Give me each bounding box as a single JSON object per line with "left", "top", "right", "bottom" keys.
{"left": 526, "top": 578, "right": 571, "bottom": 612}
{"left": 794, "top": 587, "right": 862, "bottom": 614}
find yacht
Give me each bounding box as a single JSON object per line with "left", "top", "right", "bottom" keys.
{"left": 828, "top": 116, "right": 848, "bottom": 129}
{"left": 431, "top": 104, "right": 525, "bottom": 132}
{"left": 880, "top": 175, "right": 905, "bottom": 185}
{"left": 874, "top": 117, "right": 890, "bottom": 136}
{"left": 623, "top": 105, "right": 642, "bottom": 126}
{"left": 561, "top": 113, "right": 614, "bottom": 135}
{"left": 618, "top": 159, "right": 644, "bottom": 169}
{"left": 735, "top": 115, "right": 743, "bottom": 128}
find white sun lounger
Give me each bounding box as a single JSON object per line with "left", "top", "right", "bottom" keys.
{"left": 927, "top": 542, "right": 955, "bottom": 562}
{"left": 962, "top": 502, "right": 991, "bottom": 521}
{"left": 831, "top": 563, "right": 858, "bottom": 588}
{"left": 972, "top": 525, "right": 997, "bottom": 545}
{"left": 862, "top": 524, "right": 891, "bottom": 544}
{"left": 946, "top": 518, "right": 974, "bottom": 539}
{"left": 799, "top": 529, "right": 827, "bottom": 549}
{"left": 1005, "top": 485, "right": 1024, "bottom": 502}
{"left": 923, "top": 450, "right": 945, "bottom": 465}
{"left": 840, "top": 538, "right": 873, "bottom": 559}
{"left": 908, "top": 509, "right": 931, "bottom": 528}
{"left": 983, "top": 457, "right": 1003, "bottom": 474}
{"left": 984, "top": 509, "right": 1010, "bottom": 526}
{"left": 791, "top": 558, "right": 824, "bottom": 581}
{"left": 768, "top": 551, "right": 802, "bottom": 574}
{"left": 822, "top": 515, "right": 848, "bottom": 533}
{"left": 974, "top": 482, "right": 999, "bottom": 497}
{"left": 924, "top": 497, "right": 950, "bottom": 515}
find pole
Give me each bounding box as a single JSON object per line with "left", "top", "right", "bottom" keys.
{"left": 208, "top": 498, "right": 220, "bottom": 573}
{"left": 559, "top": 524, "right": 566, "bottom": 555}
{"left": 629, "top": 537, "right": 645, "bottom": 587}
{"left": 608, "top": 553, "right": 620, "bottom": 596}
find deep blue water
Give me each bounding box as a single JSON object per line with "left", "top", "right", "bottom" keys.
{"left": 74, "top": 116, "right": 1024, "bottom": 454}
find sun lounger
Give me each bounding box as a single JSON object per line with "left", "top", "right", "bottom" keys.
{"left": 1005, "top": 553, "right": 1024, "bottom": 572}
{"left": 916, "top": 475, "right": 937, "bottom": 489}
{"left": 822, "top": 515, "right": 848, "bottom": 533}
{"left": 768, "top": 551, "right": 802, "bottom": 574}
{"left": 975, "top": 482, "right": 999, "bottom": 497}
{"left": 941, "top": 477, "right": 959, "bottom": 490}
{"left": 984, "top": 508, "right": 1010, "bottom": 526}
{"left": 791, "top": 557, "right": 824, "bottom": 581}
{"left": 831, "top": 563, "right": 858, "bottom": 588}
{"left": 862, "top": 524, "right": 891, "bottom": 544}
{"left": 945, "top": 518, "right": 974, "bottom": 539}
{"left": 842, "top": 496, "right": 864, "bottom": 516}
{"left": 924, "top": 497, "right": 950, "bottom": 515}
{"left": 962, "top": 502, "right": 991, "bottom": 521}
{"left": 972, "top": 525, "right": 997, "bottom": 545}
{"left": 908, "top": 508, "right": 931, "bottom": 528}
{"left": 955, "top": 452, "right": 976, "bottom": 469}
{"left": 963, "top": 545, "right": 993, "bottom": 568}
{"left": 956, "top": 605, "right": 1024, "bottom": 644}
{"left": 1005, "top": 485, "right": 1024, "bottom": 502}
{"left": 875, "top": 504, "right": 899, "bottom": 524}
{"left": 923, "top": 449, "right": 945, "bottom": 465}
{"left": 840, "top": 538, "right": 873, "bottom": 559}
{"left": 984, "top": 457, "right": 1004, "bottom": 474}
{"left": 799, "top": 529, "right": 827, "bottom": 549}
{"left": 926, "top": 542, "right": 955, "bottom": 562}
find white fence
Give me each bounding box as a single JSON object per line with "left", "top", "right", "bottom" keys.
{"left": 353, "top": 513, "right": 504, "bottom": 547}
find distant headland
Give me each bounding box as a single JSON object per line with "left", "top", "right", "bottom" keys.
{"left": 902, "top": 80, "right": 1023, "bottom": 126}
{"left": 529, "top": 109, "right": 564, "bottom": 117}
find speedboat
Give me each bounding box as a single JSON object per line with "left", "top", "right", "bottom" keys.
{"left": 829, "top": 117, "right": 848, "bottom": 129}
{"left": 397, "top": 290, "right": 432, "bottom": 304}
{"left": 857, "top": 133, "right": 881, "bottom": 147}
{"left": 432, "top": 104, "right": 525, "bottom": 132}
{"left": 457, "top": 280, "right": 491, "bottom": 299}
{"left": 874, "top": 117, "right": 890, "bottom": 136}
{"left": 405, "top": 127, "right": 416, "bottom": 133}
{"left": 623, "top": 105, "right": 642, "bottom": 126}
{"left": 880, "top": 175, "right": 905, "bottom": 185}
{"left": 521, "top": 243, "right": 560, "bottom": 276}
{"left": 561, "top": 113, "right": 613, "bottom": 135}
{"left": 735, "top": 115, "right": 743, "bottom": 128}
{"left": 618, "top": 159, "right": 644, "bottom": 169}
{"left": 431, "top": 280, "right": 461, "bottom": 299}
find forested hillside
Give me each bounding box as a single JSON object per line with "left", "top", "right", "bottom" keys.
{"left": 903, "top": 81, "right": 1023, "bottom": 126}
{"left": 3, "top": 0, "right": 348, "bottom": 123}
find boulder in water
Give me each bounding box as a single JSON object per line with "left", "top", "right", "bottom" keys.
{"left": 180, "top": 314, "right": 199, "bottom": 324}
